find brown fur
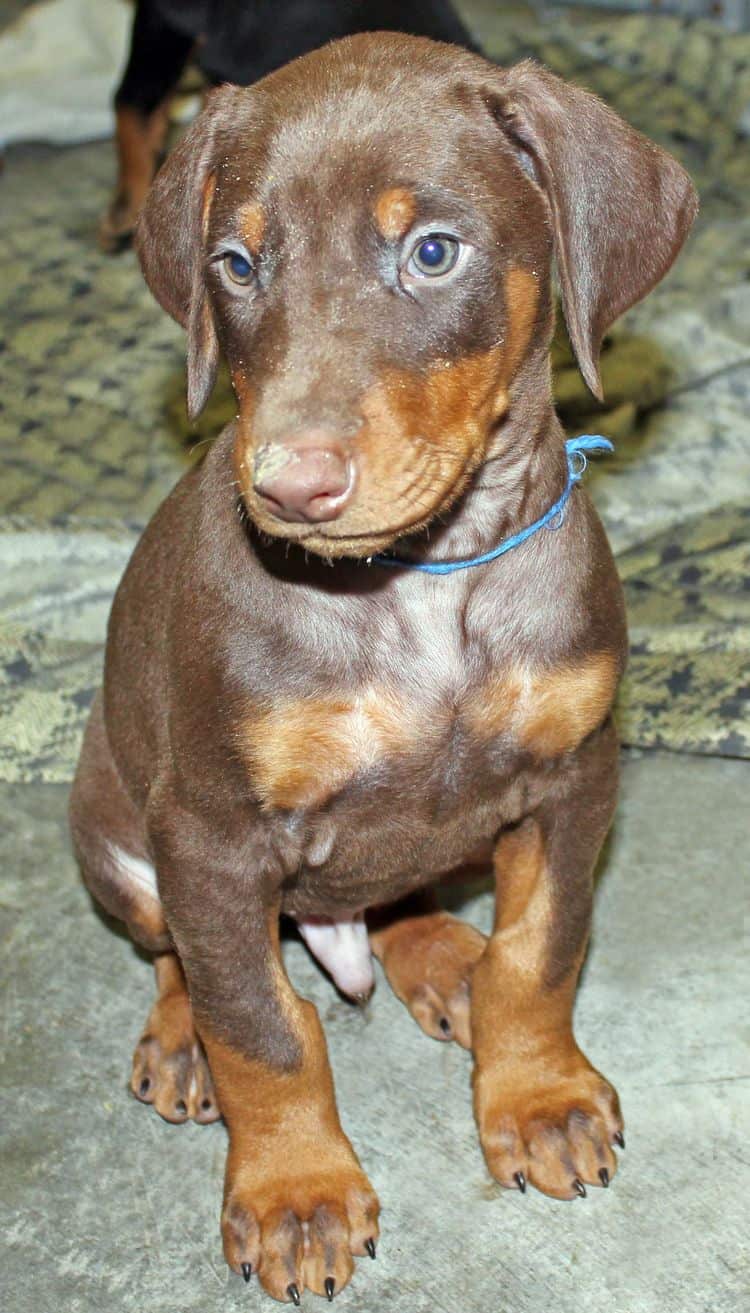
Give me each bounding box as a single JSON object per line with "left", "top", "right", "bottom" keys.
{"left": 70, "top": 32, "right": 697, "bottom": 1303}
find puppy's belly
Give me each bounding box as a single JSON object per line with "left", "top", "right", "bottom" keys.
{"left": 278, "top": 771, "right": 519, "bottom": 922}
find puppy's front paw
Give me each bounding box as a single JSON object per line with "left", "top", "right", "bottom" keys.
{"left": 474, "top": 1044, "right": 624, "bottom": 1199}
{"left": 222, "top": 1142, "right": 379, "bottom": 1302}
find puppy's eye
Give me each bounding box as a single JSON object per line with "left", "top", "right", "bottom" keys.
{"left": 223, "top": 251, "right": 255, "bottom": 285}
{"left": 407, "top": 235, "right": 460, "bottom": 278}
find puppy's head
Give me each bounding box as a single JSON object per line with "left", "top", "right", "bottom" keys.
{"left": 137, "top": 34, "right": 697, "bottom": 559}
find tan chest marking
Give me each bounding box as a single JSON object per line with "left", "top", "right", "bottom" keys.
{"left": 241, "top": 689, "right": 414, "bottom": 811}
{"left": 467, "top": 653, "right": 618, "bottom": 759}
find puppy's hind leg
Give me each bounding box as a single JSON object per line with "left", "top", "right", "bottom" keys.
{"left": 69, "top": 693, "right": 219, "bottom": 1123}
{"left": 371, "top": 892, "right": 487, "bottom": 1049}
{"left": 131, "top": 952, "right": 220, "bottom": 1124}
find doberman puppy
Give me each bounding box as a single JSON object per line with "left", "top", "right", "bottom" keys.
{"left": 101, "top": 0, "right": 477, "bottom": 250}
{"left": 71, "top": 33, "right": 697, "bottom": 1304}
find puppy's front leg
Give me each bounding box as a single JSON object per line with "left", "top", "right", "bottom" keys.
{"left": 149, "top": 799, "right": 379, "bottom": 1303}
{"left": 471, "top": 722, "right": 624, "bottom": 1199}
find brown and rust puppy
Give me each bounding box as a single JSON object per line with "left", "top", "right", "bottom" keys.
{"left": 70, "top": 34, "right": 697, "bottom": 1304}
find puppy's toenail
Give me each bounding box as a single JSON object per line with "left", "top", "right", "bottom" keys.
{"left": 139, "top": 1077, "right": 150, "bottom": 1096}
{"left": 614, "top": 1131, "right": 625, "bottom": 1148}
{"left": 287, "top": 1283, "right": 301, "bottom": 1305}
{"left": 241, "top": 1262, "right": 252, "bottom": 1282}
{"left": 365, "top": 1238, "right": 376, "bottom": 1259}
{"left": 514, "top": 1171, "right": 526, "bottom": 1193}
{"left": 573, "top": 1178, "right": 587, "bottom": 1197}
{"left": 325, "top": 1277, "right": 335, "bottom": 1301}
{"left": 175, "top": 1099, "right": 187, "bottom": 1114}
{"left": 599, "top": 1167, "right": 610, "bottom": 1187}
{"left": 201, "top": 1098, "right": 212, "bottom": 1110}
{"left": 439, "top": 1016, "right": 451, "bottom": 1035}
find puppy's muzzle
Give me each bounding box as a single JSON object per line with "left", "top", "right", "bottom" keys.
{"left": 253, "top": 434, "right": 355, "bottom": 524}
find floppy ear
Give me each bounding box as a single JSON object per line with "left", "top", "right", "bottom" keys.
{"left": 485, "top": 61, "right": 698, "bottom": 399}
{"left": 135, "top": 86, "right": 239, "bottom": 420}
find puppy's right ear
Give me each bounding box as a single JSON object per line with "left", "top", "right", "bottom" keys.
{"left": 135, "top": 86, "right": 238, "bottom": 420}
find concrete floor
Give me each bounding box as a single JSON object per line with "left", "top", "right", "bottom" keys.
{"left": 1, "top": 752, "right": 748, "bottom": 1312}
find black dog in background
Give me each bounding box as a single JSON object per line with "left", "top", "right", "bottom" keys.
{"left": 101, "top": 0, "right": 478, "bottom": 251}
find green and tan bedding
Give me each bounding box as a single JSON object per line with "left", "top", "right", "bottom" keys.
{"left": 1, "top": 6, "right": 748, "bottom": 781}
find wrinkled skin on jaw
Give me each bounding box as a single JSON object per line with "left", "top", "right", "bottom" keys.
{"left": 198, "top": 60, "right": 552, "bottom": 558}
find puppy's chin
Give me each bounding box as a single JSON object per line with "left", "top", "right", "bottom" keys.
{"left": 241, "top": 497, "right": 434, "bottom": 562}
{"left": 248, "top": 515, "right": 406, "bottom": 562}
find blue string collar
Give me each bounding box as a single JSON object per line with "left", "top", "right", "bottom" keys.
{"left": 372, "top": 434, "right": 613, "bottom": 576}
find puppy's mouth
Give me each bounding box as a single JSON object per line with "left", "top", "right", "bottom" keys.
{"left": 238, "top": 450, "right": 480, "bottom": 561}
{"left": 242, "top": 493, "right": 444, "bottom": 560}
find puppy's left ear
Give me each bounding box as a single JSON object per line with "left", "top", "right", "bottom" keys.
{"left": 135, "top": 85, "right": 240, "bottom": 420}
{"left": 485, "top": 61, "right": 698, "bottom": 398}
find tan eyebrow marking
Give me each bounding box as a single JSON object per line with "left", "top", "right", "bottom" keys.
{"left": 374, "top": 187, "right": 418, "bottom": 241}
{"left": 238, "top": 201, "right": 266, "bottom": 254}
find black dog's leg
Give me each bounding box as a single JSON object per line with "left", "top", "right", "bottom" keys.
{"left": 100, "top": 0, "right": 194, "bottom": 252}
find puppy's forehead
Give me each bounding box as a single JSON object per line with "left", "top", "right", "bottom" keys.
{"left": 210, "top": 42, "right": 517, "bottom": 220}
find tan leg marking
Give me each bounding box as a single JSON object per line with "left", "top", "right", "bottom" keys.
{"left": 131, "top": 953, "right": 220, "bottom": 1124}
{"left": 372, "top": 911, "right": 486, "bottom": 1049}
{"left": 471, "top": 819, "right": 622, "bottom": 1199}
{"left": 198, "top": 926, "right": 379, "bottom": 1302}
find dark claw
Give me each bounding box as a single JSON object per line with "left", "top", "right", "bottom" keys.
{"left": 614, "top": 1131, "right": 625, "bottom": 1149}
{"left": 139, "top": 1077, "right": 150, "bottom": 1096}
{"left": 287, "top": 1284, "right": 301, "bottom": 1306}
{"left": 573, "top": 1178, "right": 587, "bottom": 1198}
{"left": 325, "top": 1277, "right": 335, "bottom": 1302}
{"left": 439, "top": 1016, "right": 451, "bottom": 1036}
{"left": 514, "top": 1171, "right": 526, "bottom": 1194}
{"left": 599, "top": 1167, "right": 610, "bottom": 1188}
{"left": 365, "top": 1238, "right": 376, "bottom": 1259}
{"left": 201, "top": 1098, "right": 212, "bottom": 1110}
{"left": 241, "top": 1263, "right": 252, "bottom": 1283}
{"left": 175, "top": 1099, "right": 187, "bottom": 1114}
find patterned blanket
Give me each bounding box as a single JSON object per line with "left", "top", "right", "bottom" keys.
{"left": 1, "top": 4, "right": 749, "bottom": 781}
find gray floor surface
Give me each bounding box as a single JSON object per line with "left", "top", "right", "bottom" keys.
{"left": 1, "top": 751, "right": 748, "bottom": 1312}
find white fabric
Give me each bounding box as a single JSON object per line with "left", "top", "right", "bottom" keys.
{"left": 0, "top": 0, "right": 130, "bottom": 146}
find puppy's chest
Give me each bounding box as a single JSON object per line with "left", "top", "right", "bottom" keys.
{"left": 240, "top": 651, "right": 616, "bottom": 819}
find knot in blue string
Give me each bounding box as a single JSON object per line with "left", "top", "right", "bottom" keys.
{"left": 372, "top": 434, "right": 614, "bottom": 576}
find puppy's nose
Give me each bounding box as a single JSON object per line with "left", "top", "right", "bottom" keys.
{"left": 253, "top": 434, "right": 354, "bottom": 523}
